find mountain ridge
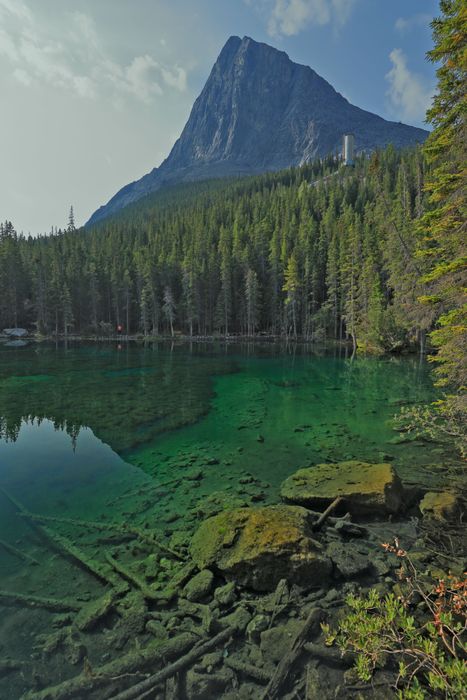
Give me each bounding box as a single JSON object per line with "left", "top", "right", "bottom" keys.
{"left": 87, "top": 35, "right": 428, "bottom": 226}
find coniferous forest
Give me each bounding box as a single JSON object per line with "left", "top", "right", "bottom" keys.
{"left": 0, "top": 147, "right": 438, "bottom": 351}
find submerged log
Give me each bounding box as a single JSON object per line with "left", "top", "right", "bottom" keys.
{"left": 0, "top": 537, "right": 39, "bottom": 566}
{"left": 311, "top": 497, "right": 344, "bottom": 531}
{"left": 0, "top": 589, "right": 81, "bottom": 612}
{"left": 14, "top": 507, "right": 184, "bottom": 560}
{"left": 105, "top": 553, "right": 176, "bottom": 604}
{"left": 2, "top": 488, "right": 124, "bottom": 590}
{"left": 21, "top": 632, "right": 198, "bottom": 700}
{"left": 224, "top": 656, "right": 270, "bottom": 684}
{"left": 112, "top": 626, "right": 236, "bottom": 700}
{"left": 262, "top": 607, "right": 324, "bottom": 700}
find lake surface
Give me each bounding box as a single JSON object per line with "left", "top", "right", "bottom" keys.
{"left": 0, "top": 341, "right": 448, "bottom": 697}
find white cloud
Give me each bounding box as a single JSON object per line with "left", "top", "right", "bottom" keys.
{"left": 0, "top": 2, "right": 188, "bottom": 103}
{"left": 262, "top": 0, "right": 356, "bottom": 37}
{"left": 386, "top": 48, "right": 433, "bottom": 122}
{"left": 0, "top": 0, "right": 33, "bottom": 24}
{"left": 395, "top": 14, "right": 431, "bottom": 33}
{"left": 12, "top": 67, "right": 31, "bottom": 86}
{"left": 125, "top": 55, "right": 163, "bottom": 102}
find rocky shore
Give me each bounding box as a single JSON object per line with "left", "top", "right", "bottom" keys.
{"left": 1, "top": 459, "right": 464, "bottom": 700}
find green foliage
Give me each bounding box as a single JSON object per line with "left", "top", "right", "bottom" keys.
{"left": 325, "top": 546, "right": 467, "bottom": 698}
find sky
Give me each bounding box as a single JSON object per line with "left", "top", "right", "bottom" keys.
{"left": 0, "top": 0, "right": 440, "bottom": 235}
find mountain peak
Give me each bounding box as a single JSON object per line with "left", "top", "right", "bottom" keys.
{"left": 87, "top": 36, "right": 428, "bottom": 226}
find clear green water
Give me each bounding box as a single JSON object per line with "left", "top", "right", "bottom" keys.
{"left": 0, "top": 341, "right": 447, "bottom": 697}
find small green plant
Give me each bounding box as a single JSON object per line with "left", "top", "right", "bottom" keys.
{"left": 322, "top": 540, "right": 467, "bottom": 698}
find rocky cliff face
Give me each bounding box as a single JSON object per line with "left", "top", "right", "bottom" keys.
{"left": 88, "top": 36, "right": 428, "bottom": 225}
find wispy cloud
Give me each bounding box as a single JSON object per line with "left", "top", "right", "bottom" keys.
{"left": 0, "top": 1, "right": 188, "bottom": 102}
{"left": 251, "top": 0, "right": 357, "bottom": 37}
{"left": 385, "top": 48, "right": 433, "bottom": 123}
{"left": 395, "top": 14, "right": 432, "bottom": 34}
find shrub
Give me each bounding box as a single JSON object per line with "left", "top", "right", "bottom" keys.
{"left": 322, "top": 540, "right": 467, "bottom": 698}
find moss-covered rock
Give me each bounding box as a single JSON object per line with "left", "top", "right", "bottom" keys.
{"left": 183, "top": 569, "right": 214, "bottom": 602}
{"left": 190, "top": 505, "right": 331, "bottom": 591}
{"left": 419, "top": 490, "right": 462, "bottom": 521}
{"left": 280, "top": 461, "right": 403, "bottom": 516}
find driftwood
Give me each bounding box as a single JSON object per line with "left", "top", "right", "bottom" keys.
{"left": 0, "top": 538, "right": 39, "bottom": 566}
{"left": 224, "top": 656, "right": 270, "bottom": 684}
{"left": 14, "top": 507, "right": 184, "bottom": 560}
{"left": 2, "top": 488, "right": 126, "bottom": 592}
{"left": 268, "top": 578, "right": 290, "bottom": 628}
{"left": 112, "top": 626, "right": 236, "bottom": 700}
{"left": 0, "top": 589, "right": 81, "bottom": 612}
{"left": 43, "top": 528, "right": 115, "bottom": 586}
{"left": 262, "top": 608, "right": 324, "bottom": 700}
{"left": 105, "top": 553, "right": 175, "bottom": 604}
{"left": 311, "top": 497, "right": 344, "bottom": 531}
{"left": 21, "top": 632, "right": 198, "bottom": 700}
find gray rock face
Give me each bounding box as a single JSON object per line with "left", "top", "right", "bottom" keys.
{"left": 87, "top": 36, "right": 428, "bottom": 225}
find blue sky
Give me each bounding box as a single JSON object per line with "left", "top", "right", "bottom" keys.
{"left": 0, "top": 0, "right": 439, "bottom": 234}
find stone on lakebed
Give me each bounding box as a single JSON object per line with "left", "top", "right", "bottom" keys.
{"left": 190, "top": 505, "right": 331, "bottom": 591}
{"left": 280, "top": 460, "right": 403, "bottom": 517}
{"left": 419, "top": 490, "right": 462, "bottom": 521}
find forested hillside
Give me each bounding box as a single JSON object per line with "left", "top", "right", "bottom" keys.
{"left": 0, "top": 147, "right": 436, "bottom": 351}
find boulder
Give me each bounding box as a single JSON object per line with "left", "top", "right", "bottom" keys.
{"left": 419, "top": 491, "right": 462, "bottom": 521}
{"left": 190, "top": 505, "right": 331, "bottom": 592}
{"left": 280, "top": 461, "right": 403, "bottom": 517}
{"left": 326, "top": 541, "right": 370, "bottom": 578}
{"left": 260, "top": 619, "right": 303, "bottom": 664}
{"left": 183, "top": 569, "right": 214, "bottom": 602}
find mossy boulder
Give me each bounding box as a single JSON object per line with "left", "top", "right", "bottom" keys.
{"left": 190, "top": 505, "right": 331, "bottom": 591}
{"left": 419, "top": 491, "right": 462, "bottom": 521}
{"left": 183, "top": 569, "right": 214, "bottom": 602}
{"left": 280, "top": 461, "right": 403, "bottom": 517}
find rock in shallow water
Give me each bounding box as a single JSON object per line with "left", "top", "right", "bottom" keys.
{"left": 419, "top": 490, "right": 463, "bottom": 521}
{"left": 190, "top": 505, "right": 331, "bottom": 591}
{"left": 280, "top": 461, "right": 403, "bottom": 517}
{"left": 183, "top": 569, "right": 214, "bottom": 601}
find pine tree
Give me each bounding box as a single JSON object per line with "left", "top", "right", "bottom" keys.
{"left": 163, "top": 286, "right": 176, "bottom": 337}
{"left": 283, "top": 253, "right": 300, "bottom": 337}
{"left": 67, "top": 206, "right": 76, "bottom": 233}
{"left": 245, "top": 267, "right": 260, "bottom": 336}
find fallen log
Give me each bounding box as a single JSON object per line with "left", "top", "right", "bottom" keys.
{"left": 2, "top": 489, "right": 129, "bottom": 596}
{"left": 105, "top": 553, "right": 176, "bottom": 603}
{"left": 14, "top": 507, "right": 184, "bottom": 560}
{"left": 0, "top": 537, "right": 39, "bottom": 566}
{"left": 111, "top": 626, "right": 236, "bottom": 700}
{"left": 21, "top": 632, "right": 198, "bottom": 700}
{"left": 262, "top": 607, "right": 324, "bottom": 700}
{"left": 312, "top": 497, "right": 343, "bottom": 531}
{"left": 224, "top": 656, "right": 270, "bottom": 684}
{"left": 0, "top": 589, "right": 81, "bottom": 613}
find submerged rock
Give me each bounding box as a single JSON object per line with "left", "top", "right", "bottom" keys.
{"left": 213, "top": 581, "right": 237, "bottom": 606}
{"left": 419, "top": 490, "right": 462, "bottom": 521}
{"left": 190, "top": 505, "right": 331, "bottom": 591}
{"left": 326, "top": 541, "right": 370, "bottom": 579}
{"left": 183, "top": 569, "right": 214, "bottom": 602}
{"left": 280, "top": 461, "right": 403, "bottom": 516}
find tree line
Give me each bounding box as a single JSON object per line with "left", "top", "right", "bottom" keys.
{"left": 0, "top": 148, "right": 437, "bottom": 352}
